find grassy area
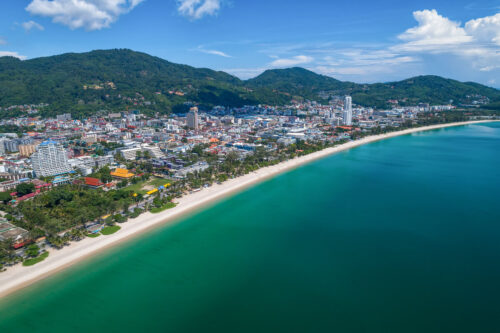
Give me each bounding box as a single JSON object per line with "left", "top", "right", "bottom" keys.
{"left": 123, "top": 180, "right": 148, "bottom": 194}
{"left": 149, "top": 178, "right": 171, "bottom": 188}
{"left": 150, "top": 202, "right": 177, "bottom": 214}
{"left": 123, "top": 178, "right": 171, "bottom": 195}
{"left": 101, "top": 225, "right": 121, "bottom": 235}
{"left": 87, "top": 233, "right": 101, "bottom": 238}
{"left": 23, "top": 251, "right": 49, "bottom": 266}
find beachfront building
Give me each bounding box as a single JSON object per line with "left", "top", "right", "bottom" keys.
{"left": 31, "top": 140, "right": 72, "bottom": 177}
{"left": 110, "top": 168, "right": 135, "bottom": 179}
{"left": 343, "top": 96, "right": 353, "bottom": 126}
{"left": 0, "top": 221, "right": 30, "bottom": 249}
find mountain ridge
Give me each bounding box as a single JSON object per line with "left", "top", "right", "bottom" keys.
{"left": 0, "top": 49, "right": 499, "bottom": 118}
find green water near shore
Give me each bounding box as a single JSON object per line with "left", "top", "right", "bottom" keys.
{"left": 1, "top": 123, "right": 499, "bottom": 332}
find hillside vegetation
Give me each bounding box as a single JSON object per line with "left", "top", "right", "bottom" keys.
{"left": 1, "top": 49, "right": 499, "bottom": 118}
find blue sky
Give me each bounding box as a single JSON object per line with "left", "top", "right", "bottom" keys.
{"left": 1, "top": 0, "right": 499, "bottom": 87}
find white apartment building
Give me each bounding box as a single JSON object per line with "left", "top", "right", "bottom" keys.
{"left": 343, "top": 96, "right": 353, "bottom": 126}
{"left": 31, "top": 141, "right": 73, "bottom": 177}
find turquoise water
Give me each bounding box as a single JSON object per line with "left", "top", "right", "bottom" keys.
{"left": 1, "top": 123, "right": 499, "bottom": 332}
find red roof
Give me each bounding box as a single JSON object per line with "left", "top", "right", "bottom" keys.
{"left": 84, "top": 177, "right": 104, "bottom": 187}
{"left": 18, "top": 193, "right": 36, "bottom": 201}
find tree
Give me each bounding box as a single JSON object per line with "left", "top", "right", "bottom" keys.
{"left": 98, "top": 166, "right": 113, "bottom": 183}
{"left": 25, "top": 244, "right": 40, "bottom": 257}
{"left": 153, "top": 197, "right": 163, "bottom": 208}
{"left": 15, "top": 183, "right": 35, "bottom": 196}
{"left": 0, "top": 192, "right": 12, "bottom": 204}
{"left": 136, "top": 151, "right": 142, "bottom": 159}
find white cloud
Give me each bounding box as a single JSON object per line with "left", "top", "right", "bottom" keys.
{"left": 393, "top": 9, "right": 500, "bottom": 74}
{"left": 177, "top": 0, "right": 221, "bottom": 20}
{"left": 396, "top": 9, "right": 473, "bottom": 52}
{"left": 480, "top": 65, "right": 500, "bottom": 72}
{"left": 465, "top": 13, "right": 500, "bottom": 45}
{"left": 26, "top": 0, "right": 145, "bottom": 30}
{"left": 0, "top": 37, "right": 6, "bottom": 45}
{"left": 22, "top": 20, "right": 45, "bottom": 32}
{"left": 198, "top": 48, "right": 231, "bottom": 57}
{"left": 270, "top": 55, "right": 314, "bottom": 67}
{"left": 0, "top": 51, "right": 27, "bottom": 60}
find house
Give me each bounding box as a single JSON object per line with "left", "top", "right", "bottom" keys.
{"left": 84, "top": 177, "right": 104, "bottom": 189}
{"left": 0, "top": 221, "right": 30, "bottom": 249}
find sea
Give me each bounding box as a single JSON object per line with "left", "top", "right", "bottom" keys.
{"left": 0, "top": 122, "right": 499, "bottom": 332}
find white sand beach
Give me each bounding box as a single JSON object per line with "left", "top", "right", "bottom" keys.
{"left": 0, "top": 120, "right": 497, "bottom": 299}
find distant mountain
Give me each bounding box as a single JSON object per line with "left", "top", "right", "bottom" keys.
{"left": 248, "top": 68, "right": 500, "bottom": 108}
{"left": 247, "top": 67, "right": 352, "bottom": 90}
{"left": 0, "top": 49, "right": 499, "bottom": 118}
{"left": 0, "top": 49, "right": 266, "bottom": 117}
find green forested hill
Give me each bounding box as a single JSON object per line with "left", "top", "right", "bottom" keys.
{"left": 248, "top": 68, "right": 500, "bottom": 108}
{"left": 0, "top": 49, "right": 499, "bottom": 118}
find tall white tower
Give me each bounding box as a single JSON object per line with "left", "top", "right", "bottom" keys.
{"left": 343, "top": 96, "right": 352, "bottom": 126}
{"left": 187, "top": 107, "right": 199, "bottom": 130}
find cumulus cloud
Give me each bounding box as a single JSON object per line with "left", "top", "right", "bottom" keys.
{"left": 396, "top": 9, "right": 473, "bottom": 52}
{"left": 393, "top": 9, "right": 500, "bottom": 74}
{"left": 22, "top": 20, "right": 45, "bottom": 32}
{"left": 396, "top": 9, "right": 500, "bottom": 55}
{"left": 26, "top": 0, "right": 145, "bottom": 30}
{"left": 0, "top": 51, "right": 27, "bottom": 60}
{"left": 177, "top": 0, "right": 221, "bottom": 19}
{"left": 270, "top": 55, "right": 314, "bottom": 67}
{"left": 465, "top": 13, "right": 500, "bottom": 45}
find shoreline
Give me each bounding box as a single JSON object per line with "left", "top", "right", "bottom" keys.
{"left": 0, "top": 120, "right": 497, "bottom": 299}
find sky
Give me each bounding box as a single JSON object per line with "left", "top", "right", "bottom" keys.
{"left": 0, "top": 0, "right": 499, "bottom": 87}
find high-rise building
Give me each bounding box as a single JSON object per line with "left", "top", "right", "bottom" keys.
{"left": 343, "top": 96, "right": 353, "bottom": 126}
{"left": 31, "top": 140, "right": 72, "bottom": 177}
{"left": 187, "top": 107, "right": 199, "bottom": 130}
{"left": 19, "top": 144, "right": 38, "bottom": 157}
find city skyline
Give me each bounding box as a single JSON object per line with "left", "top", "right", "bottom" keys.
{"left": 0, "top": 1, "right": 499, "bottom": 87}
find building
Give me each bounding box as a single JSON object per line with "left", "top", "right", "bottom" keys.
{"left": 343, "top": 96, "right": 353, "bottom": 126}
{"left": 120, "top": 147, "right": 142, "bottom": 161}
{"left": 4, "top": 140, "right": 19, "bottom": 153}
{"left": 84, "top": 177, "right": 104, "bottom": 188}
{"left": 0, "top": 138, "right": 7, "bottom": 155}
{"left": 19, "top": 144, "right": 38, "bottom": 157}
{"left": 56, "top": 113, "right": 72, "bottom": 121}
{"left": 31, "top": 140, "right": 73, "bottom": 177}
{"left": 95, "top": 155, "right": 115, "bottom": 168}
{"left": 110, "top": 168, "right": 135, "bottom": 179}
{"left": 187, "top": 107, "right": 199, "bottom": 130}
{"left": 174, "top": 161, "right": 209, "bottom": 179}
{"left": 0, "top": 221, "right": 30, "bottom": 249}
{"left": 142, "top": 144, "right": 165, "bottom": 159}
